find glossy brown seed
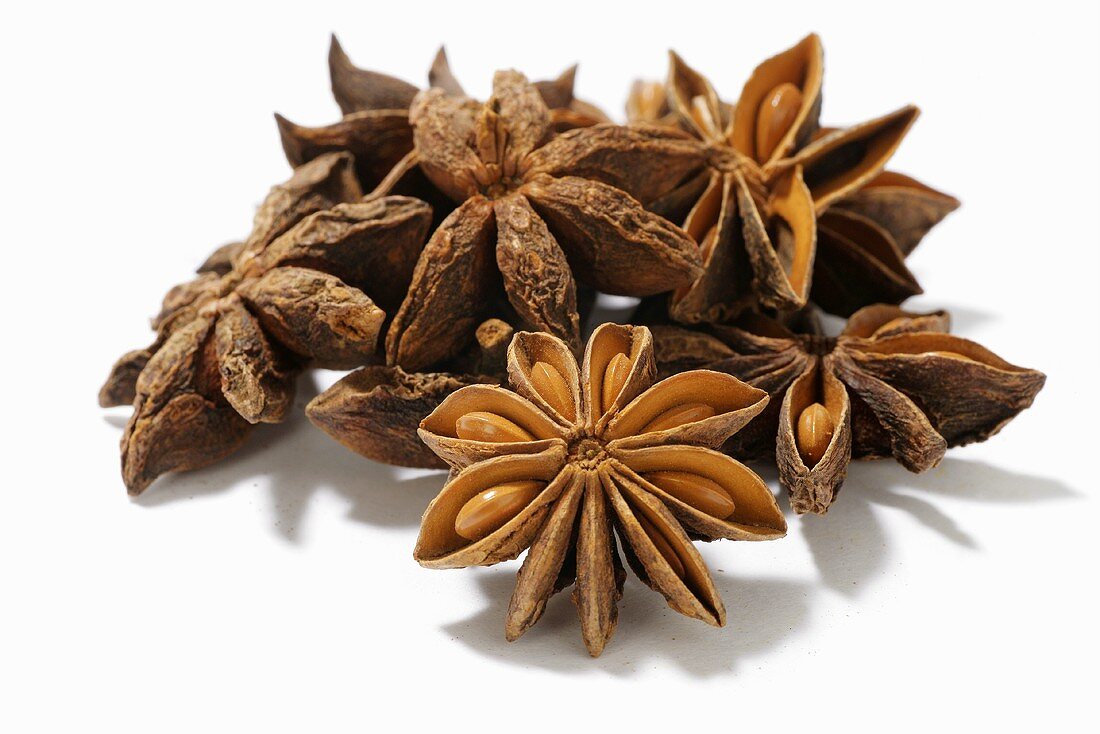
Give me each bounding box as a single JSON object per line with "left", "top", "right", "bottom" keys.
{"left": 530, "top": 361, "right": 575, "bottom": 421}
{"left": 635, "top": 512, "right": 685, "bottom": 579}
{"left": 796, "top": 402, "right": 834, "bottom": 466}
{"left": 755, "top": 82, "right": 803, "bottom": 161}
{"left": 641, "top": 402, "right": 717, "bottom": 433}
{"left": 455, "top": 480, "right": 545, "bottom": 541}
{"left": 455, "top": 412, "right": 534, "bottom": 443}
{"left": 601, "top": 352, "right": 633, "bottom": 415}
{"left": 645, "top": 470, "right": 735, "bottom": 519}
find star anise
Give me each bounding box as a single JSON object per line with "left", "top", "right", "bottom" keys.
{"left": 377, "top": 69, "right": 706, "bottom": 372}
{"left": 274, "top": 36, "right": 608, "bottom": 199}
{"left": 414, "top": 323, "right": 786, "bottom": 656}
{"left": 626, "top": 34, "right": 958, "bottom": 321}
{"left": 99, "top": 152, "right": 433, "bottom": 493}
{"left": 650, "top": 305, "right": 1046, "bottom": 514}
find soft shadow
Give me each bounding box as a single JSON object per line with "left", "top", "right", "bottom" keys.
{"left": 799, "top": 457, "right": 1077, "bottom": 596}
{"left": 102, "top": 414, "right": 129, "bottom": 429}
{"left": 130, "top": 373, "right": 446, "bottom": 542}
{"left": 442, "top": 566, "right": 811, "bottom": 677}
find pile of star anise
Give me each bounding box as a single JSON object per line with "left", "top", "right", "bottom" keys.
{"left": 101, "top": 35, "right": 1044, "bottom": 655}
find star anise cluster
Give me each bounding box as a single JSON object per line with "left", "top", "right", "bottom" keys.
{"left": 99, "top": 34, "right": 1045, "bottom": 656}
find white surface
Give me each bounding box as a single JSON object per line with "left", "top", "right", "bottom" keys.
{"left": 2, "top": 1, "right": 1097, "bottom": 731}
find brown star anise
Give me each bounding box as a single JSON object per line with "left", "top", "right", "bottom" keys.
{"left": 99, "top": 153, "right": 433, "bottom": 493}
{"left": 626, "top": 34, "right": 958, "bottom": 321}
{"left": 650, "top": 305, "right": 1046, "bottom": 514}
{"left": 377, "top": 69, "right": 706, "bottom": 371}
{"left": 414, "top": 323, "right": 786, "bottom": 656}
{"left": 274, "top": 36, "right": 608, "bottom": 198}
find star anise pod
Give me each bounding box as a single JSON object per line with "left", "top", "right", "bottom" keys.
{"left": 650, "top": 305, "right": 1045, "bottom": 514}
{"left": 274, "top": 36, "right": 608, "bottom": 198}
{"left": 414, "top": 323, "right": 786, "bottom": 656}
{"left": 100, "top": 152, "right": 433, "bottom": 493}
{"left": 306, "top": 319, "right": 515, "bottom": 469}
{"left": 377, "top": 69, "right": 706, "bottom": 371}
{"left": 626, "top": 34, "right": 958, "bottom": 321}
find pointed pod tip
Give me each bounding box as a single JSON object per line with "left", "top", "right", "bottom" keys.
{"left": 328, "top": 33, "right": 346, "bottom": 59}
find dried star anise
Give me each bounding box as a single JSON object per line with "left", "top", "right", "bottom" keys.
{"left": 275, "top": 36, "right": 608, "bottom": 199}
{"left": 414, "top": 324, "right": 786, "bottom": 656}
{"left": 305, "top": 318, "right": 517, "bottom": 468}
{"left": 100, "top": 152, "right": 433, "bottom": 493}
{"left": 650, "top": 305, "right": 1046, "bottom": 514}
{"left": 378, "top": 69, "right": 706, "bottom": 371}
{"left": 626, "top": 34, "right": 958, "bottom": 321}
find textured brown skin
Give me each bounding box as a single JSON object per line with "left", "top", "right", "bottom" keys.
{"left": 647, "top": 307, "right": 1046, "bottom": 514}
{"left": 523, "top": 123, "right": 706, "bottom": 205}
{"left": 385, "top": 197, "right": 499, "bottom": 371}
{"left": 328, "top": 34, "right": 419, "bottom": 115}
{"left": 103, "top": 157, "right": 431, "bottom": 492}
{"left": 572, "top": 475, "right": 623, "bottom": 657}
{"left": 506, "top": 478, "right": 584, "bottom": 641}
{"left": 523, "top": 175, "right": 702, "bottom": 296}
{"left": 834, "top": 171, "right": 960, "bottom": 256}
{"left": 307, "top": 367, "right": 497, "bottom": 469}
{"left": 274, "top": 111, "right": 415, "bottom": 192}
{"left": 247, "top": 197, "right": 433, "bottom": 312}
{"left": 98, "top": 348, "right": 154, "bottom": 407}
{"left": 812, "top": 209, "right": 922, "bottom": 316}
{"left": 494, "top": 195, "right": 579, "bottom": 348}
{"left": 121, "top": 319, "right": 252, "bottom": 495}
{"left": 379, "top": 70, "right": 701, "bottom": 372}
{"left": 242, "top": 152, "right": 363, "bottom": 258}
{"left": 238, "top": 267, "right": 386, "bottom": 370}
{"left": 195, "top": 241, "right": 244, "bottom": 276}
{"left": 213, "top": 298, "right": 297, "bottom": 424}
{"left": 414, "top": 325, "right": 784, "bottom": 656}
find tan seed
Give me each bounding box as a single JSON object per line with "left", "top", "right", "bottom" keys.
{"left": 454, "top": 480, "right": 544, "bottom": 541}
{"left": 645, "top": 470, "right": 735, "bottom": 519}
{"left": 796, "top": 402, "right": 834, "bottom": 466}
{"left": 530, "top": 361, "right": 575, "bottom": 421}
{"left": 635, "top": 511, "right": 685, "bottom": 579}
{"left": 600, "top": 352, "right": 633, "bottom": 415}
{"left": 641, "top": 402, "right": 717, "bottom": 433}
{"left": 755, "top": 82, "right": 803, "bottom": 161}
{"left": 455, "top": 411, "right": 534, "bottom": 443}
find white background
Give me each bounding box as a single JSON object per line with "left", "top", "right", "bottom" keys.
{"left": 2, "top": 1, "right": 1097, "bottom": 731}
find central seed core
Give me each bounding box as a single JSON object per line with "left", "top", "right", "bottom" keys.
{"left": 568, "top": 436, "right": 607, "bottom": 469}
{"left": 802, "top": 335, "right": 838, "bottom": 356}
{"left": 480, "top": 173, "right": 525, "bottom": 200}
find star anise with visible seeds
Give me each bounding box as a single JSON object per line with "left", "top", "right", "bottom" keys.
{"left": 414, "top": 323, "right": 786, "bottom": 656}
{"left": 650, "top": 305, "right": 1045, "bottom": 514}
{"left": 377, "top": 69, "right": 706, "bottom": 372}
{"left": 274, "top": 36, "right": 608, "bottom": 200}
{"left": 626, "top": 35, "right": 958, "bottom": 321}
{"left": 99, "top": 152, "right": 433, "bottom": 493}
